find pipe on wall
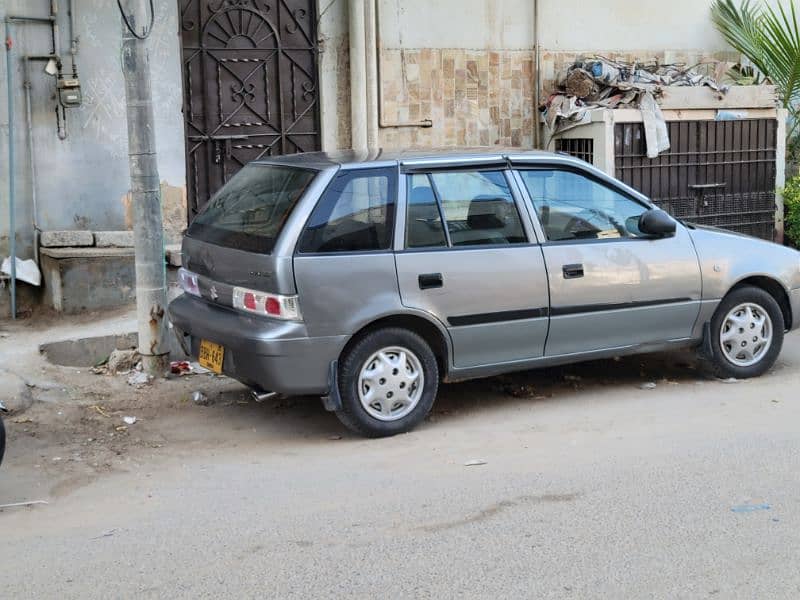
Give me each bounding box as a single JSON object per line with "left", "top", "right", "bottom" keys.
{"left": 363, "top": 0, "right": 379, "bottom": 147}
{"left": 5, "top": 21, "right": 17, "bottom": 319}
{"left": 533, "top": 0, "right": 542, "bottom": 149}
{"left": 23, "top": 60, "right": 40, "bottom": 266}
{"left": 348, "top": 0, "right": 368, "bottom": 150}
{"left": 374, "top": 0, "right": 432, "bottom": 129}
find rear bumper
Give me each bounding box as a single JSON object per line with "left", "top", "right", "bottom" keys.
{"left": 790, "top": 287, "right": 800, "bottom": 331}
{"left": 168, "top": 294, "right": 348, "bottom": 395}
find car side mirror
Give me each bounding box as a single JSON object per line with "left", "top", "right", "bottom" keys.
{"left": 638, "top": 209, "right": 676, "bottom": 237}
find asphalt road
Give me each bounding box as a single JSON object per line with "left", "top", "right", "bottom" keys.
{"left": 3, "top": 337, "right": 800, "bottom": 599}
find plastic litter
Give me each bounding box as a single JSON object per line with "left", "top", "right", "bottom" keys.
{"left": 464, "top": 459, "right": 488, "bottom": 467}
{"left": 170, "top": 360, "right": 193, "bottom": 375}
{"left": 0, "top": 500, "right": 49, "bottom": 510}
{"left": 1, "top": 256, "right": 41, "bottom": 286}
{"left": 127, "top": 372, "right": 151, "bottom": 387}
{"left": 731, "top": 502, "right": 771, "bottom": 513}
{"left": 192, "top": 391, "right": 212, "bottom": 406}
{"left": 122, "top": 416, "right": 137, "bottom": 425}
{"left": 639, "top": 382, "right": 657, "bottom": 390}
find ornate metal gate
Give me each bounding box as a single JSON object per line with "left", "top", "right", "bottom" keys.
{"left": 180, "top": 0, "right": 320, "bottom": 219}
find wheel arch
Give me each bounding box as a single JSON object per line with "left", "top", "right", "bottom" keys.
{"left": 340, "top": 312, "right": 452, "bottom": 377}
{"left": 729, "top": 276, "right": 792, "bottom": 331}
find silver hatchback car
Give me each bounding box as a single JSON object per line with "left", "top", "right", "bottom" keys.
{"left": 169, "top": 149, "right": 800, "bottom": 437}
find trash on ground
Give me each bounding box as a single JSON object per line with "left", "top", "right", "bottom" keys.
{"left": 718, "top": 377, "right": 741, "bottom": 384}
{"left": 127, "top": 371, "right": 151, "bottom": 387}
{"left": 0, "top": 500, "right": 50, "bottom": 510}
{"left": 122, "top": 416, "right": 137, "bottom": 425}
{"left": 191, "top": 391, "right": 212, "bottom": 406}
{"left": 115, "top": 425, "right": 127, "bottom": 432}
{"left": 731, "top": 502, "right": 771, "bottom": 513}
{"left": 1, "top": 256, "right": 42, "bottom": 286}
{"left": 464, "top": 459, "right": 488, "bottom": 467}
{"left": 107, "top": 349, "right": 140, "bottom": 375}
{"left": 91, "top": 528, "right": 118, "bottom": 540}
{"left": 503, "top": 383, "right": 537, "bottom": 397}
{"left": 89, "top": 405, "right": 111, "bottom": 418}
{"left": 170, "top": 360, "right": 193, "bottom": 375}
{"left": 639, "top": 382, "right": 657, "bottom": 390}
{"left": 12, "top": 417, "right": 33, "bottom": 424}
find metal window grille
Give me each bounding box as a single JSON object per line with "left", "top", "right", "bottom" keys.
{"left": 555, "top": 138, "right": 594, "bottom": 164}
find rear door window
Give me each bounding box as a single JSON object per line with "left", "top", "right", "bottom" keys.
{"left": 405, "top": 170, "right": 527, "bottom": 248}
{"left": 298, "top": 167, "right": 397, "bottom": 253}
{"left": 188, "top": 164, "right": 316, "bottom": 253}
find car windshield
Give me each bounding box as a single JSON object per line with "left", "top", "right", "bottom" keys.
{"left": 187, "top": 164, "right": 317, "bottom": 253}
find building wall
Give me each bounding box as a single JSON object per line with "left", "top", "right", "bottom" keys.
{"left": 0, "top": 0, "right": 754, "bottom": 263}
{"left": 373, "top": 0, "right": 744, "bottom": 150}
{"left": 0, "top": 0, "right": 186, "bottom": 260}
{"left": 317, "top": 0, "right": 351, "bottom": 150}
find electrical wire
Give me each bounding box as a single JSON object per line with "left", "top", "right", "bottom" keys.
{"left": 116, "top": 0, "right": 155, "bottom": 40}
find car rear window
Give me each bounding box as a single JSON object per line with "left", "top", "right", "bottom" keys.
{"left": 187, "top": 164, "right": 317, "bottom": 253}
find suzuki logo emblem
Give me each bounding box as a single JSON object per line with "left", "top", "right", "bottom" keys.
{"left": 209, "top": 285, "right": 219, "bottom": 301}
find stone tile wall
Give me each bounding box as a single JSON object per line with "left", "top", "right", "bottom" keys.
{"left": 378, "top": 48, "right": 536, "bottom": 149}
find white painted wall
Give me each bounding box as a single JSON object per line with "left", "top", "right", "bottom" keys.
{"left": 0, "top": 0, "right": 185, "bottom": 259}
{"left": 376, "top": 0, "right": 765, "bottom": 52}
{"left": 378, "top": 0, "right": 534, "bottom": 49}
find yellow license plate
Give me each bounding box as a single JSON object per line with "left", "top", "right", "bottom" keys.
{"left": 198, "top": 339, "right": 224, "bottom": 374}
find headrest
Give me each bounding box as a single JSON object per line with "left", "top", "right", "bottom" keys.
{"left": 467, "top": 196, "right": 511, "bottom": 230}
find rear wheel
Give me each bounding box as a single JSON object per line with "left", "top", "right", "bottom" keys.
{"left": 709, "top": 285, "right": 784, "bottom": 379}
{"left": 335, "top": 328, "right": 439, "bottom": 437}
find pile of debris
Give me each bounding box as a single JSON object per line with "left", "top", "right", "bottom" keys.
{"left": 544, "top": 57, "right": 729, "bottom": 157}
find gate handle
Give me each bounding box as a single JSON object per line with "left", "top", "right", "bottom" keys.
{"left": 688, "top": 183, "right": 726, "bottom": 190}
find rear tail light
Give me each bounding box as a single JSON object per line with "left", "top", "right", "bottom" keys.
{"left": 178, "top": 268, "right": 200, "bottom": 297}
{"left": 232, "top": 286, "right": 302, "bottom": 321}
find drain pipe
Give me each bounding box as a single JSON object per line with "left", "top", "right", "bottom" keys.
{"left": 533, "top": 0, "right": 542, "bottom": 149}
{"left": 67, "top": 0, "right": 78, "bottom": 73}
{"left": 374, "top": 0, "right": 432, "bottom": 129}
{"left": 348, "top": 0, "right": 368, "bottom": 150}
{"left": 23, "top": 59, "right": 40, "bottom": 266}
{"left": 364, "top": 0, "right": 379, "bottom": 147}
{"left": 5, "top": 22, "right": 17, "bottom": 319}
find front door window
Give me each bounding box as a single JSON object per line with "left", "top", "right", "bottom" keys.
{"left": 518, "top": 169, "right": 648, "bottom": 241}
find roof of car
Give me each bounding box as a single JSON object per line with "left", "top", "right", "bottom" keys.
{"left": 252, "top": 148, "right": 570, "bottom": 170}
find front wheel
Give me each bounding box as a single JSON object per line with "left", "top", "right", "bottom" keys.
{"left": 335, "top": 328, "right": 439, "bottom": 438}
{"left": 709, "top": 285, "right": 784, "bottom": 379}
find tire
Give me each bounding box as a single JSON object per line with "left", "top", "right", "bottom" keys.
{"left": 335, "top": 327, "right": 439, "bottom": 438}
{"left": 708, "top": 285, "right": 784, "bottom": 379}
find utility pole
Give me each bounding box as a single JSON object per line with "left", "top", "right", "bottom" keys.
{"left": 119, "top": 0, "right": 169, "bottom": 376}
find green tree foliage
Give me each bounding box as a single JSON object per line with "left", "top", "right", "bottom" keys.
{"left": 781, "top": 176, "right": 800, "bottom": 248}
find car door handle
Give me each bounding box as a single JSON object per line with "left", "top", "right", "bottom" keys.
{"left": 418, "top": 273, "right": 443, "bottom": 290}
{"left": 562, "top": 264, "right": 584, "bottom": 279}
